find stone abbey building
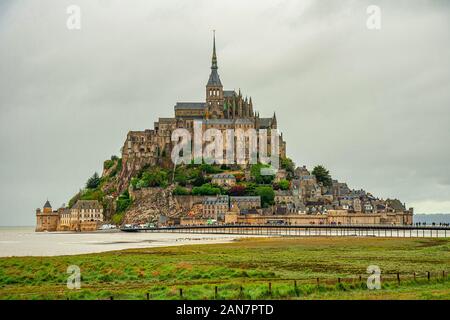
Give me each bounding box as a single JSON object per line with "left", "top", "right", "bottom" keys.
{"left": 121, "top": 34, "right": 286, "bottom": 184}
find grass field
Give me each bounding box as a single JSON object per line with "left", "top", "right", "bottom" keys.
{"left": 0, "top": 237, "right": 449, "bottom": 300}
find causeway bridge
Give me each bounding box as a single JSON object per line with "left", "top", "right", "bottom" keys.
{"left": 121, "top": 224, "right": 450, "bottom": 238}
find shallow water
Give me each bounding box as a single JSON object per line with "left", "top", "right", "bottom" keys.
{"left": 0, "top": 227, "right": 252, "bottom": 257}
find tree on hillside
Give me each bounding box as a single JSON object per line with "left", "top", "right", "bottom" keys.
{"left": 116, "top": 190, "right": 132, "bottom": 213}
{"left": 228, "top": 185, "right": 246, "bottom": 196}
{"left": 250, "top": 163, "right": 274, "bottom": 184}
{"left": 312, "top": 165, "right": 332, "bottom": 187}
{"left": 243, "top": 182, "right": 257, "bottom": 196}
{"left": 256, "top": 186, "right": 275, "bottom": 208}
{"left": 192, "top": 183, "right": 223, "bottom": 196}
{"left": 192, "top": 172, "right": 208, "bottom": 187}
{"left": 139, "top": 169, "right": 168, "bottom": 188}
{"left": 86, "top": 172, "right": 101, "bottom": 189}
{"left": 277, "top": 179, "right": 290, "bottom": 190}
{"left": 280, "top": 157, "right": 295, "bottom": 176}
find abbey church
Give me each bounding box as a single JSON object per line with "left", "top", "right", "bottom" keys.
{"left": 121, "top": 34, "right": 286, "bottom": 180}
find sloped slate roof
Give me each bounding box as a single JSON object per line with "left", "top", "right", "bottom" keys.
{"left": 205, "top": 119, "right": 234, "bottom": 125}
{"left": 387, "top": 199, "right": 405, "bottom": 211}
{"left": 158, "top": 118, "right": 176, "bottom": 122}
{"left": 207, "top": 69, "right": 222, "bottom": 86}
{"left": 234, "top": 118, "right": 253, "bottom": 124}
{"left": 72, "top": 200, "right": 103, "bottom": 210}
{"left": 174, "top": 102, "right": 207, "bottom": 110}
{"left": 223, "top": 90, "right": 236, "bottom": 97}
{"left": 259, "top": 118, "right": 272, "bottom": 127}
{"left": 212, "top": 173, "right": 236, "bottom": 179}
{"left": 230, "top": 196, "right": 261, "bottom": 202}
{"left": 203, "top": 195, "right": 229, "bottom": 205}
{"left": 275, "top": 190, "right": 292, "bottom": 196}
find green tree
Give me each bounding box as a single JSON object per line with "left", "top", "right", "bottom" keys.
{"left": 112, "top": 213, "right": 124, "bottom": 225}
{"left": 243, "top": 182, "right": 258, "bottom": 196}
{"left": 192, "top": 183, "right": 222, "bottom": 196}
{"left": 86, "top": 172, "right": 101, "bottom": 189}
{"left": 280, "top": 157, "right": 295, "bottom": 176}
{"left": 174, "top": 171, "right": 188, "bottom": 186}
{"left": 278, "top": 179, "right": 290, "bottom": 190}
{"left": 135, "top": 168, "right": 168, "bottom": 189}
{"left": 109, "top": 158, "right": 122, "bottom": 177}
{"left": 103, "top": 160, "right": 115, "bottom": 170}
{"left": 312, "top": 165, "right": 332, "bottom": 187}
{"left": 250, "top": 164, "right": 274, "bottom": 184}
{"left": 68, "top": 192, "right": 81, "bottom": 208}
{"left": 173, "top": 186, "right": 190, "bottom": 195}
{"left": 80, "top": 188, "right": 104, "bottom": 202}
{"left": 192, "top": 172, "right": 209, "bottom": 187}
{"left": 116, "top": 190, "right": 132, "bottom": 213}
{"left": 130, "top": 177, "right": 139, "bottom": 190}
{"left": 256, "top": 186, "right": 275, "bottom": 208}
{"left": 200, "top": 163, "right": 222, "bottom": 174}
{"left": 228, "top": 185, "right": 246, "bottom": 196}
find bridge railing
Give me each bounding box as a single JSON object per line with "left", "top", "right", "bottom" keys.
{"left": 121, "top": 223, "right": 450, "bottom": 237}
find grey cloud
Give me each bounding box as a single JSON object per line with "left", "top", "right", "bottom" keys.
{"left": 0, "top": 0, "right": 449, "bottom": 225}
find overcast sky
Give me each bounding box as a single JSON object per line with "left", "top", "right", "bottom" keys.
{"left": 0, "top": 0, "right": 449, "bottom": 226}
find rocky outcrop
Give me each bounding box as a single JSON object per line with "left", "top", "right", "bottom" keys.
{"left": 123, "top": 186, "right": 185, "bottom": 224}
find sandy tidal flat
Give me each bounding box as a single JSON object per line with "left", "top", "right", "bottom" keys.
{"left": 0, "top": 227, "right": 255, "bottom": 257}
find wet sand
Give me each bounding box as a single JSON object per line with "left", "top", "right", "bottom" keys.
{"left": 0, "top": 227, "right": 256, "bottom": 257}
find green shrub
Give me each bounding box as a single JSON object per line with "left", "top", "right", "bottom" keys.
{"left": 130, "top": 177, "right": 139, "bottom": 190}
{"left": 116, "top": 190, "right": 132, "bottom": 213}
{"left": 109, "top": 159, "right": 122, "bottom": 177}
{"left": 280, "top": 157, "right": 295, "bottom": 175}
{"left": 112, "top": 213, "right": 124, "bottom": 225}
{"left": 174, "top": 172, "right": 188, "bottom": 186}
{"left": 278, "top": 179, "right": 290, "bottom": 190}
{"left": 243, "top": 182, "right": 258, "bottom": 196}
{"left": 228, "top": 185, "right": 246, "bottom": 196}
{"left": 173, "top": 186, "right": 190, "bottom": 195}
{"left": 104, "top": 160, "right": 115, "bottom": 170}
{"left": 191, "top": 173, "right": 209, "bottom": 187}
{"left": 200, "top": 163, "right": 223, "bottom": 174}
{"left": 133, "top": 168, "right": 169, "bottom": 189}
{"left": 250, "top": 164, "right": 274, "bottom": 184}
{"left": 192, "top": 183, "right": 222, "bottom": 196}
{"left": 255, "top": 186, "right": 275, "bottom": 207}
{"left": 68, "top": 192, "right": 81, "bottom": 208}
{"left": 80, "top": 188, "right": 104, "bottom": 203}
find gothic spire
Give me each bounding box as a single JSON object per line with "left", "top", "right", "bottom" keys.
{"left": 207, "top": 30, "right": 222, "bottom": 87}
{"left": 211, "top": 30, "right": 218, "bottom": 70}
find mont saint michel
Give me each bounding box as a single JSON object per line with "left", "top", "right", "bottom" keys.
{"left": 35, "top": 35, "right": 413, "bottom": 232}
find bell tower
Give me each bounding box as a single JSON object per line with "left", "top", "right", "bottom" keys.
{"left": 206, "top": 31, "right": 224, "bottom": 119}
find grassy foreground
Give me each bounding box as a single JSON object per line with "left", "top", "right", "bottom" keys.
{"left": 0, "top": 237, "right": 449, "bottom": 300}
